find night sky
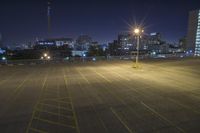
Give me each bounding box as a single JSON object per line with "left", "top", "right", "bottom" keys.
{"left": 0, "top": 0, "right": 200, "bottom": 45}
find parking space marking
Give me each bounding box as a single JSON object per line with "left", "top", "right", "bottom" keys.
{"left": 38, "top": 103, "right": 73, "bottom": 111}
{"left": 110, "top": 107, "right": 135, "bottom": 133}
{"left": 29, "top": 128, "right": 48, "bottom": 133}
{"left": 76, "top": 68, "right": 90, "bottom": 84}
{"left": 26, "top": 69, "right": 48, "bottom": 133}
{"left": 77, "top": 81, "right": 109, "bottom": 132}
{"left": 92, "top": 69, "right": 112, "bottom": 83}
{"left": 33, "top": 117, "right": 75, "bottom": 128}
{"left": 35, "top": 108, "right": 73, "bottom": 119}
{"left": 63, "top": 69, "right": 80, "bottom": 133}
{"left": 140, "top": 102, "right": 186, "bottom": 133}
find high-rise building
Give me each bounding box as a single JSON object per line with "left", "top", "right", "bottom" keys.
{"left": 118, "top": 33, "right": 133, "bottom": 50}
{"left": 76, "top": 35, "right": 92, "bottom": 50}
{"left": 187, "top": 10, "right": 200, "bottom": 56}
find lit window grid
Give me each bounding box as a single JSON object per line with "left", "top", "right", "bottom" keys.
{"left": 195, "top": 10, "right": 200, "bottom": 55}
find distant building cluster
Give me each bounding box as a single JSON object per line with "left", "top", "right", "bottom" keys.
{"left": 37, "top": 38, "right": 75, "bottom": 48}
{"left": 187, "top": 9, "right": 200, "bottom": 56}
{"left": 108, "top": 32, "right": 182, "bottom": 56}
{"left": 2, "top": 9, "right": 200, "bottom": 58}
{"left": 1, "top": 32, "right": 185, "bottom": 58}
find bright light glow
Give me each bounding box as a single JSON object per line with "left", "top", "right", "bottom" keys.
{"left": 47, "top": 56, "right": 51, "bottom": 59}
{"left": 134, "top": 28, "right": 144, "bottom": 35}
{"left": 134, "top": 28, "right": 140, "bottom": 34}
{"left": 92, "top": 57, "right": 96, "bottom": 61}
{"left": 44, "top": 53, "right": 47, "bottom": 57}
{"left": 41, "top": 56, "right": 44, "bottom": 60}
{"left": 2, "top": 57, "right": 6, "bottom": 60}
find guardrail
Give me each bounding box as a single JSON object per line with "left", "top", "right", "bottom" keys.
{"left": 0, "top": 54, "right": 195, "bottom": 66}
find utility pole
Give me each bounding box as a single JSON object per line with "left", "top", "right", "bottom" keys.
{"left": 47, "top": 0, "right": 51, "bottom": 37}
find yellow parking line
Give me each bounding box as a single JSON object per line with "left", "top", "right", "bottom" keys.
{"left": 41, "top": 97, "right": 71, "bottom": 101}
{"left": 40, "top": 97, "right": 71, "bottom": 104}
{"left": 26, "top": 74, "right": 48, "bottom": 133}
{"left": 10, "top": 74, "right": 31, "bottom": 101}
{"left": 29, "top": 128, "right": 47, "bottom": 133}
{"left": 38, "top": 103, "right": 73, "bottom": 112}
{"left": 110, "top": 107, "right": 134, "bottom": 133}
{"left": 112, "top": 71, "right": 130, "bottom": 81}
{"left": 41, "top": 98, "right": 71, "bottom": 104}
{"left": 93, "top": 69, "right": 112, "bottom": 83}
{"left": 33, "top": 117, "right": 75, "bottom": 129}
{"left": 0, "top": 79, "right": 6, "bottom": 85}
{"left": 35, "top": 108, "right": 73, "bottom": 119}
{"left": 63, "top": 69, "right": 80, "bottom": 133}
{"left": 76, "top": 68, "right": 90, "bottom": 84}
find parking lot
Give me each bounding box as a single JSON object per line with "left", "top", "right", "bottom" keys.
{"left": 0, "top": 58, "right": 200, "bottom": 133}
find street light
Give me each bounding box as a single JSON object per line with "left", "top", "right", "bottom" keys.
{"left": 44, "top": 53, "right": 47, "bottom": 57}
{"left": 2, "top": 57, "right": 7, "bottom": 64}
{"left": 2, "top": 57, "right": 6, "bottom": 61}
{"left": 133, "top": 27, "right": 143, "bottom": 68}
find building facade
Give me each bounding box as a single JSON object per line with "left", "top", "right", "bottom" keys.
{"left": 36, "top": 38, "right": 75, "bottom": 48}
{"left": 76, "top": 35, "right": 92, "bottom": 50}
{"left": 187, "top": 10, "right": 200, "bottom": 56}
{"left": 118, "top": 33, "right": 134, "bottom": 50}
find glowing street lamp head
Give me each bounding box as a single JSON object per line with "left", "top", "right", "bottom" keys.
{"left": 133, "top": 27, "right": 144, "bottom": 35}
{"left": 134, "top": 28, "right": 140, "bottom": 34}
{"left": 47, "top": 56, "right": 51, "bottom": 59}
{"left": 44, "top": 53, "right": 47, "bottom": 57}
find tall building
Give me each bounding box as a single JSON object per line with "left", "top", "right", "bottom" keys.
{"left": 187, "top": 10, "right": 200, "bottom": 56}
{"left": 118, "top": 33, "right": 133, "bottom": 50}
{"left": 76, "top": 35, "right": 92, "bottom": 50}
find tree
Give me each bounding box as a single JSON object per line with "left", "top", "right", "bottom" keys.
{"left": 88, "top": 45, "right": 105, "bottom": 56}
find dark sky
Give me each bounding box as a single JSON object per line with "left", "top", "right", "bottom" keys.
{"left": 0, "top": 0, "right": 200, "bottom": 45}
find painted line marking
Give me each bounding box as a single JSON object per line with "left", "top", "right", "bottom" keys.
{"left": 41, "top": 97, "right": 71, "bottom": 101}
{"left": 76, "top": 68, "right": 90, "bottom": 84}
{"left": 93, "top": 69, "right": 112, "bottom": 83}
{"left": 77, "top": 81, "right": 108, "bottom": 132}
{"left": 35, "top": 108, "right": 73, "bottom": 119}
{"left": 38, "top": 103, "right": 73, "bottom": 112}
{"left": 63, "top": 69, "right": 80, "bottom": 133}
{"left": 26, "top": 72, "right": 48, "bottom": 133}
{"left": 140, "top": 102, "right": 186, "bottom": 133}
{"left": 33, "top": 117, "right": 75, "bottom": 129}
{"left": 41, "top": 98, "right": 71, "bottom": 104}
{"left": 110, "top": 107, "right": 135, "bottom": 133}
{"left": 112, "top": 71, "right": 130, "bottom": 81}
{"left": 168, "top": 98, "right": 200, "bottom": 114}
{"left": 29, "top": 128, "right": 47, "bottom": 133}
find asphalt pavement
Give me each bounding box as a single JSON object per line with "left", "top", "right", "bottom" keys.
{"left": 0, "top": 58, "right": 200, "bottom": 133}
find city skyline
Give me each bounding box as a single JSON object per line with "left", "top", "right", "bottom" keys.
{"left": 0, "top": 0, "right": 200, "bottom": 45}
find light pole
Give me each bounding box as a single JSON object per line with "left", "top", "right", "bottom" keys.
{"left": 133, "top": 28, "right": 143, "bottom": 68}
{"left": 2, "top": 56, "right": 7, "bottom": 64}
